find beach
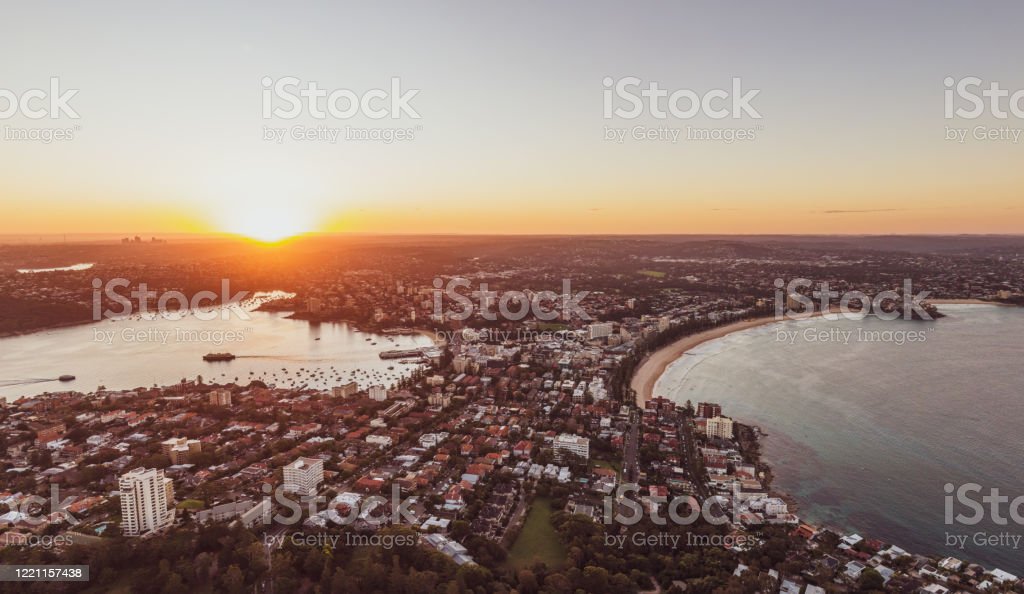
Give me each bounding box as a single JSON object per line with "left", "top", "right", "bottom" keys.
{"left": 629, "top": 300, "right": 1010, "bottom": 406}
{"left": 631, "top": 316, "right": 783, "bottom": 407}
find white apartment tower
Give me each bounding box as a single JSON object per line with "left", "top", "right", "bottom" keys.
{"left": 283, "top": 456, "right": 324, "bottom": 496}
{"left": 705, "top": 416, "right": 735, "bottom": 440}
{"left": 553, "top": 433, "right": 590, "bottom": 462}
{"left": 368, "top": 385, "right": 388, "bottom": 401}
{"left": 119, "top": 467, "right": 175, "bottom": 537}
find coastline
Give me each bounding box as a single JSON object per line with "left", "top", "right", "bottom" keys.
{"left": 926, "top": 298, "right": 1014, "bottom": 306}
{"left": 631, "top": 315, "right": 787, "bottom": 407}
{"left": 629, "top": 300, "right": 1016, "bottom": 407}
{"left": 633, "top": 303, "right": 1023, "bottom": 576}
{"left": 0, "top": 317, "right": 94, "bottom": 339}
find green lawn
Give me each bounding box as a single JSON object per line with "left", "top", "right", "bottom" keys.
{"left": 592, "top": 458, "right": 622, "bottom": 474}
{"left": 638, "top": 269, "right": 666, "bottom": 278}
{"left": 536, "top": 322, "right": 570, "bottom": 332}
{"left": 176, "top": 499, "right": 204, "bottom": 510}
{"left": 505, "top": 498, "right": 566, "bottom": 570}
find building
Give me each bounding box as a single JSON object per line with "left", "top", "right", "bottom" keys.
{"left": 332, "top": 382, "right": 359, "bottom": 398}
{"left": 572, "top": 381, "right": 588, "bottom": 403}
{"left": 587, "top": 322, "right": 614, "bottom": 340}
{"left": 197, "top": 499, "right": 271, "bottom": 528}
{"left": 33, "top": 422, "right": 66, "bottom": 446}
{"left": 368, "top": 385, "right": 388, "bottom": 401}
{"left": 119, "top": 467, "right": 174, "bottom": 537}
{"left": 705, "top": 416, "right": 735, "bottom": 440}
{"left": 428, "top": 393, "right": 452, "bottom": 408}
{"left": 161, "top": 437, "right": 202, "bottom": 464}
{"left": 283, "top": 457, "right": 324, "bottom": 496}
{"left": 365, "top": 434, "right": 393, "bottom": 448}
{"left": 696, "top": 402, "right": 722, "bottom": 419}
{"left": 306, "top": 297, "right": 322, "bottom": 314}
{"left": 208, "top": 389, "right": 232, "bottom": 406}
{"left": 553, "top": 433, "right": 590, "bottom": 462}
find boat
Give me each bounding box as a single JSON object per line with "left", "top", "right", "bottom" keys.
{"left": 58, "top": 375, "right": 75, "bottom": 382}
{"left": 203, "top": 353, "right": 236, "bottom": 362}
{"left": 379, "top": 348, "right": 424, "bottom": 360}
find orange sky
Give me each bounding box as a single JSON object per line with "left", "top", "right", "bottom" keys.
{"left": 2, "top": 3, "right": 1023, "bottom": 238}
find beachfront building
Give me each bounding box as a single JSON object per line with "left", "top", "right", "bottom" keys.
{"left": 696, "top": 402, "right": 722, "bottom": 419}
{"left": 705, "top": 416, "right": 735, "bottom": 440}
{"left": 332, "top": 382, "right": 359, "bottom": 398}
{"left": 209, "top": 389, "right": 232, "bottom": 406}
{"left": 369, "top": 385, "right": 388, "bottom": 401}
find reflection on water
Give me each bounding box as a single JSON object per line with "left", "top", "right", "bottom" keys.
{"left": 16, "top": 263, "right": 94, "bottom": 273}
{"left": 0, "top": 301, "right": 433, "bottom": 399}
{"left": 656, "top": 305, "right": 1024, "bottom": 573}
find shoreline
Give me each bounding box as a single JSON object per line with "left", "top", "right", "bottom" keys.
{"left": 925, "top": 298, "right": 1015, "bottom": 306}
{"left": 631, "top": 315, "right": 787, "bottom": 407}
{"left": 630, "top": 300, "right": 1016, "bottom": 407}
{"left": 633, "top": 302, "right": 1023, "bottom": 576}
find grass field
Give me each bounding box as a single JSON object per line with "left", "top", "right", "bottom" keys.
{"left": 176, "top": 499, "right": 204, "bottom": 510}
{"left": 638, "top": 269, "right": 666, "bottom": 278}
{"left": 504, "top": 498, "right": 566, "bottom": 570}
{"left": 536, "top": 322, "right": 570, "bottom": 332}
{"left": 592, "top": 458, "right": 622, "bottom": 475}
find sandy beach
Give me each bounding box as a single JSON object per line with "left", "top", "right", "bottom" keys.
{"left": 925, "top": 298, "right": 1012, "bottom": 306}
{"left": 630, "top": 300, "right": 1014, "bottom": 406}
{"left": 631, "top": 316, "right": 784, "bottom": 407}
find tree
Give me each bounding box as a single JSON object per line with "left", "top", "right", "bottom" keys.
{"left": 160, "top": 573, "right": 187, "bottom": 594}
{"left": 220, "top": 564, "right": 245, "bottom": 594}
{"left": 517, "top": 569, "right": 539, "bottom": 594}
{"left": 858, "top": 568, "right": 885, "bottom": 592}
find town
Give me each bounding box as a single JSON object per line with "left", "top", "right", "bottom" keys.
{"left": 0, "top": 235, "right": 1022, "bottom": 593}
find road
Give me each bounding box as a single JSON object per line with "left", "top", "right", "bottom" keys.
{"left": 623, "top": 408, "right": 640, "bottom": 483}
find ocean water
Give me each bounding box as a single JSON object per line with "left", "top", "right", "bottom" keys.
{"left": 0, "top": 304, "right": 433, "bottom": 400}
{"left": 655, "top": 305, "right": 1024, "bottom": 573}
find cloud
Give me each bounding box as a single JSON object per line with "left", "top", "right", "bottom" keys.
{"left": 819, "top": 208, "right": 904, "bottom": 214}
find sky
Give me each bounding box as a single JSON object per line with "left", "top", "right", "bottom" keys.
{"left": 2, "top": 1, "right": 1023, "bottom": 239}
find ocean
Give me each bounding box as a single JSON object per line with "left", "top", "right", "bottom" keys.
{"left": 654, "top": 305, "right": 1024, "bottom": 573}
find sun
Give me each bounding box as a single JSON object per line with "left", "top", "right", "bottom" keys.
{"left": 222, "top": 203, "right": 314, "bottom": 243}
